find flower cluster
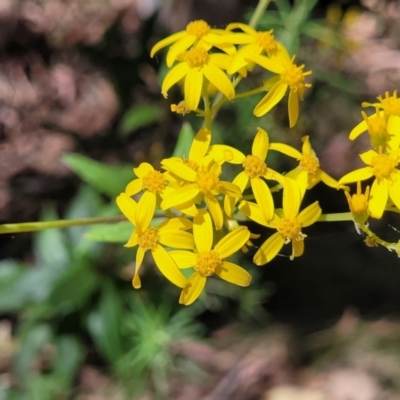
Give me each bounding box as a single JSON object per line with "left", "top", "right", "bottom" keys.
{"left": 116, "top": 20, "right": 400, "bottom": 305}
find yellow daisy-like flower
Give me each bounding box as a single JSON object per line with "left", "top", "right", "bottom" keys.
{"left": 116, "top": 192, "right": 194, "bottom": 289}
{"left": 161, "top": 156, "right": 242, "bottom": 230}
{"left": 208, "top": 127, "right": 282, "bottom": 220}
{"left": 150, "top": 20, "right": 236, "bottom": 68}
{"left": 125, "top": 162, "right": 166, "bottom": 217}
{"left": 222, "top": 23, "right": 286, "bottom": 75}
{"left": 168, "top": 209, "right": 251, "bottom": 305}
{"left": 344, "top": 181, "right": 370, "bottom": 226}
{"left": 239, "top": 178, "right": 321, "bottom": 265}
{"left": 269, "top": 135, "right": 338, "bottom": 195}
{"left": 337, "top": 147, "right": 400, "bottom": 219}
{"left": 246, "top": 49, "right": 312, "bottom": 127}
{"left": 161, "top": 46, "right": 235, "bottom": 111}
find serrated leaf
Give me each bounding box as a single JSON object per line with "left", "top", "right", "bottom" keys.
{"left": 63, "top": 153, "right": 134, "bottom": 196}
{"left": 85, "top": 221, "right": 132, "bottom": 243}
{"left": 173, "top": 122, "right": 195, "bottom": 157}
{"left": 119, "top": 104, "right": 162, "bottom": 135}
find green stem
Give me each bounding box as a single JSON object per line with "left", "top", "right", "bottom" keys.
{"left": 202, "top": 86, "right": 212, "bottom": 130}
{"left": 317, "top": 212, "right": 354, "bottom": 222}
{"left": 249, "top": 0, "right": 272, "bottom": 28}
{"left": 0, "top": 216, "right": 125, "bottom": 234}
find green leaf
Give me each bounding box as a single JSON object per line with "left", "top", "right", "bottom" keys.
{"left": 63, "top": 153, "right": 134, "bottom": 196}
{"left": 119, "top": 104, "right": 162, "bottom": 135}
{"left": 85, "top": 221, "right": 132, "bottom": 243}
{"left": 87, "top": 282, "right": 124, "bottom": 363}
{"left": 172, "top": 122, "right": 195, "bottom": 157}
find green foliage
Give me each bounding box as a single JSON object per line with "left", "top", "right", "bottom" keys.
{"left": 119, "top": 104, "right": 163, "bottom": 135}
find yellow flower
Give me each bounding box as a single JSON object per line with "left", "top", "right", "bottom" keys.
{"left": 168, "top": 209, "right": 251, "bottom": 305}
{"left": 269, "top": 135, "right": 338, "bottom": 195}
{"left": 208, "top": 127, "right": 282, "bottom": 220}
{"left": 116, "top": 192, "right": 194, "bottom": 289}
{"left": 161, "top": 47, "right": 235, "bottom": 111}
{"left": 150, "top": 20, "right": 236, "bottom": 68}
{"left": 171, "top": 102, "right": 191, "bottom": 115}
{"left": 344, "top": 181, "right": 370, "bottom": 226}
{"left": 338, "top": 147, "right": 400, "bottom": 219}
{"left": 125, "top": 162, "right": 166, "bottom": 217}
{"left": 239, "top": 178, "right": 321, "bottom": 264}
{"left": 246, "top": 49, "right": 312, "bottom": 127}
{"left": 161, "top": 156, "right": 242, "bottom": 230}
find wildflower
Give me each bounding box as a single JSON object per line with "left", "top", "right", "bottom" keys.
{"left": 116, "top": 192, "right": 194, "bottom": 289}
{"left": 246, "top": 49, "right": 312, "bottom": 127}
{"left": 161, "top": 156, "right": 241, "bottom": 230}
{"left": 168, "top": 209, "right": 251, "bottom": 305}
{"left": 208, "top": 127, "right": 282, "bottom": 219}
{"left": 171, "top": 102, "right": 191, "bottom": 115}
{"left": 161, "top": 46, "right": 235, "bottom": 111}
{"left": 150, "top": 20, "right": 235, "bottom": 68}
{"left": 125, "top": 162, "right": 166, "bottom": 217}
{"left": 344, "top": 181, "right": 370, "bottom": 227}
{"left": 337, "top": 147, "right": 400, "bottom": 219}
{"left": 351, "top": 91, "right": 400, "bottom": 150}
{"left": 239, "top": 178, "right": 321, "bottom": 264}
{"left": 269, "top": 136, "right": 338, "bottom": 195}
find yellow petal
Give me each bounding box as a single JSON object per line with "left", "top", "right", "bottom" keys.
{"left": 158, "top": 217, "right": 192, "bottom": 231}
{"left": 226, "top": 22, "right": 257, "bottom": 35}
{"left": 253, "top": 81, "right": 288, "bottom": 117}
{"left": 179, "top": 272, "right": 206, "bottom": 305}
{"left": 124, "top": 230, "right": 138, "bottom": 248}
{"left": 320, "top": 171, "right": 339, "bottom": 189}
{"left": 168, "top": 250, "right": 196, "bottom": 268}
{"left": 133, "top": 248, "right": 145, "bottom": 289}
{"left": 166, "top": 35, "right": 196, "bottom": 67}
{"left": 150, "top": 31, "right": 186, "bottom": 58}
{"left": 301, "top": 136, "right": 313, "bottom": 155}
{"left": 298, "top": 201, "right": 321, "bottom": 227}
{"left": 247, "top": 54, "right": 285, "bottom": 74}
{"left": 224, "top": 172, "right": 248, "bottom": 217}
{"left": 269, "top": 142, "right": 302, "bottom": 159}
{"left": 252, "top": 127, "right": 269, "bottom": 161}
{"left": 215, "top": 262, "right": 252, "bottom": 286}
{"left": 189, "top": 127, "right": 212, "bottom": 163}
{"left": 388, "top": 174, "right": 400, "bottom": 210}
{"left": 294, "top": 169, "right": 308, "bottom": 198}
{"left": 338, "top": 167, "right": 373, "bottom": 187}
{"left": 135, "top": 191, "right": 156, "bottom": 231}
{"left": 161, "top": 185, "right": 199, "bottom": 210}
{"left": 162, "top": 158, "right": 197, "bottom": 181}
{"left": 133, "top": 162, "right": 153, "bottom": 178}
{"left": 184, "top": 68, "right": 203, "bottom": 110}
{"left": 205, "top": 194, "right": 223, "bottom": 230}
{"left": 283, "top": 178, "right": 301, "bottom": 219}
{"left": 152, "top": 244, "right": 188, "bottom": 288}
{"left": 193, "top": 209, "right": 213, "bottom": 252}
{"left": 116, "top": 192, "right": 137, "bottom": 225}
{"left": 218, "top": 181, "right": 242, "bottom": 198}
{"left": 368, "top": 178, "right": 388, "bottom": 219}
{"left": 238, "top": 200, "right": 269, "bottom": 227}
{"left": 359, "top": 149, "right": 377, "bottom": 165}
{"left": 291, "top": 238, "right": 304, "bottom": 260}
{"left": 349, "top": 119, "right": 368, "bottom": 140}
{"left": 125, "top": 179, "right": 142, "bottom": 197}
{"left": 161, "top": 63, "right": 189, "bottom": 98}
{"left": 203, "top": 63, "right": 235, "bottom": 101}
{"left": 214, "top": 226, "right": 250, "bottom": 258}
{"left": 251, "top": 178, "right": 274, "bottom": 222}
{"left": 253, "top": 232, "right": 285, "bottom": 265}
{"left": 208, "top": 144, "right": 245, "bottom": 164}
{"left": 288, "top": 89, "right": 299, "bottom": 128}
{"left": 158, "top": 230, "right": 195, "bottom": 250}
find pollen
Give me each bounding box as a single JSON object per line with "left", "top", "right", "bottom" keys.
{"left": 195, "top": 250, "right": 222, "bottom": 277}
{"left": 362, "top": 110, "right": 386, "bottom": 137}
{"left": 255, "top": 31, "right": 277, "bottom": 54}
{"left": 299, "top": 154, "right": 320, "bottom": 174}
{"left": 377, "top": 91, "right": 400, "bottom": 116}
{"left": 370, "top": 150, "right": 398, "bottom": 181}
{"left": 171, "top": 103, "right": 191, "bottom": 115}
{"left": 280, "top": 57, "right": 312, "bottom": 96}
{"left": 186, "top": 20, "right": 210, "bottom": 38}
{"left": 196, "top": 168, "right": 220, "bottom": 192}
{"left": 185, "top": 47, "right": 210, "bottom": 69}
{"left": 142, "top": 170, "right": 165, "bottom": 194}
{"left": 243, "top": 155, "right": 268, "bottom": 179}
{"left": 277, "top": 217, "right": 306, "bottom": 243}
{"left": 138, "top": 227, "right": 159, "bottom": 251}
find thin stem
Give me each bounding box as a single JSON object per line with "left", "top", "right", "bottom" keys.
{"left": 249, "top": 0, "right": 272, "bottom": 28}
{"left": 0, "top": 216, "right": 125, "bottom": 235}
{"left": 317, "top": 212, "right": 354, "bottom": 222}
{"left": 202, "top": 86, "right": 212, "bottom": 130}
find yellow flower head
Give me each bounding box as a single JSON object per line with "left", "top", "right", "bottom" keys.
{"left": 338, "top": 146, "right": 400, "bottom": 219}
{"left": 150, "top": 20, "right": 236, "bottom": 67}
{"left": 239, "top": 177, "right": 321, "bottom": 264}
{"left": 171, "top": 102, "right": 191, "bottom": 115}
{"left": 344, "top": 181, "right": 370, "bottom": 225}
{"left": 116, "top": 192, "right": 194, "bottom": 289}
{"left": 161, "top": 46, "right": 235, "bottom": 111}
{"left": 168, "top": 209, "right": 251, "bottom": 305}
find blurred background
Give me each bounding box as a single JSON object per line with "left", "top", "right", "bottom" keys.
{"left": 1, "top": 0, "right": 400, "bottom": 399}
